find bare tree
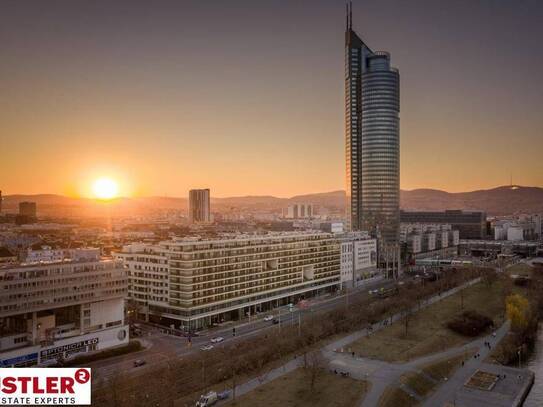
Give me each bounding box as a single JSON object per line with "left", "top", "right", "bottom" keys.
{"left": 398, "top": 297, "right": 415, "bottom": 337}
{"left": 304, "top": 350, "right": 327, "bottom": 391}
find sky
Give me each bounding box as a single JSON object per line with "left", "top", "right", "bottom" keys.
{"left": 1, "top": 0, "right": 542, "bottom": 198}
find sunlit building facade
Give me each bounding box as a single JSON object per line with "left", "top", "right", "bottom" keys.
{"left": 0, "top": 249, "right": 128, "bottom": 367}
{"left": 117, "top": 232, "right": 377, "bottom": 330}
{"left": 345, "top": 4, "right": 400, "bottom": 244}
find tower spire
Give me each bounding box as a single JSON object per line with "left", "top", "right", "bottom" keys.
{"left": 346, "top": 2, "right": 349, "bottom": 31}
{"left": 349, "top": 1, "right": 353, "bottom": 30}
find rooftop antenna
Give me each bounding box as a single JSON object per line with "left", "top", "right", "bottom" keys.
{"left": 349, "top": 1, "right": 353, "bottom": 30}
{"left": 346, "top": 2, "right": 349, "bottom": 31}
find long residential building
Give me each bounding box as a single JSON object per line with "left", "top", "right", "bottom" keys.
{"left": 116, "top": 232, "right": 378, "bottom": 330}
{"left": 0, "top": 248, "right": 128, "bottom": 367}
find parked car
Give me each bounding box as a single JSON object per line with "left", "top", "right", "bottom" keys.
{"left": 133, "top": 359, "right": 146, "bottom": 367}
{"left": 264, "top": 315, "right": 274, "bottom": 322}
{"left": 200, "top": 344, "right": 214, "bottom": 351}
{"left": 196, "top": 391, "right": 217, "bottom": 407}
{"left": 210, "top": 336, "right": 224, "bottom": 343}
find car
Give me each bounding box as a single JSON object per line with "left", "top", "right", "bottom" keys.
{"left": 133, "top": 359, "right": 146, "bottom": 367}
{"left": 196, "top": 391, "right": 217, "bottom": 407}
{"left": 200, "top": 344, "right": 214, "bottom": 351}
{"left": 264, "top": 315, "right": 274, "bottom": 322}
{"left": 210, "top": 336, "right": 224, "bottom": 343}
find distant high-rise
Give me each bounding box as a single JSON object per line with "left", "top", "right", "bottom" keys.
{"left": 19, "top": 201, "right": 37, "bottom": 218}
{"left": 189, "top": 189, "right": 210, "bottom": 223}
{"left": 345, "top": 2, "right": 400, "bottom": 244}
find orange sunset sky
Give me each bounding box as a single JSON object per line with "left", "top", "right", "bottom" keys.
{"left": 1, "top": 1, "right": 542, "bottom": 198}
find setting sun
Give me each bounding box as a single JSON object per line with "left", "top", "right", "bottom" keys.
{"left": 92, "top": 177, "right": 119, "bottom": 200}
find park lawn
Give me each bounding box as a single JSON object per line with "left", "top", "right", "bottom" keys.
{"left": 229, "top": 369, "right": 369, "bottom": 407}
{"left": 400, "top": 372, "right": 435, "bottom": 397}
{"left": 422, "top": 352, "right": 472, "bottom": 382}
{"left": 378, "top": 386, "right": 419, "bottom": 407}
{"left": 506, "top": 263, "right": 533, "bottom": 278}
{"left": 397, "top": 352, "right": 473, "bottom": 402}
{"left": 347, "top": 281, "right": 505, "bottom": 362}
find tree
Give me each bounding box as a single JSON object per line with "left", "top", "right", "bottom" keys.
{"left": 506, "top": 293, "right": 530, "bottom": 332}
{"left": 398, "top": 297, "right": 415, "bottom": 337}
{"left": 304, "top": 350, "right": 327, "bottom": 391}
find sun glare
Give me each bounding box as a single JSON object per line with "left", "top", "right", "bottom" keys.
{"left": 92, "top": 177, "right": 119, "bottom": 200}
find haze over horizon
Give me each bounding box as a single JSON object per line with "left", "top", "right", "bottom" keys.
{"left": 1, "top": 0, "right": 542, "bottom": 198}
{"left": 2, "top": 183, "right": 541, "bottom": 200}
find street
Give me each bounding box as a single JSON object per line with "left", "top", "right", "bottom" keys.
{"left": 91, "top": 278, "right": 396, "bottom": 383}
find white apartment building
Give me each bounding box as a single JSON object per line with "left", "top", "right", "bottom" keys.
{"left": 340, "top": 237, "right": 379, "bottom": 288}
{"left": 400, "top": 223, "right": 459, "bottom": 258}
{"left": 493, "top": 215, "right": 541, "bottom": 242}
{"left": 283, "top": 203, "right": 314, "bottom": 219}
{"left": 0, "top": 249, "right": 128, "bottom": 367}
{"left": 116, "top": 232, "right": 370, "bottom": 330}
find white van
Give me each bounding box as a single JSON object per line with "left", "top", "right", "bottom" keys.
{"left": 196, "top": 391, "right": 217, "bottom": 407}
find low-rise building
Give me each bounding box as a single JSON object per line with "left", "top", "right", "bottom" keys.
{"left": 0, "top": 248, "right": 128, "bottom": 367}
{"left": 492, "top": 214, "right": 541, "bottom": 242}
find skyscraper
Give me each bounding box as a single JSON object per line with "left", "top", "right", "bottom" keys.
{"left": 189, "top": 189, "right": 211, "bottom": 223}
{"left": 345, "top": 2, "right": 400, "bottom": 244}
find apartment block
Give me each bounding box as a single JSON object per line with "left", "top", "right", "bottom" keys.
{"left": 400, "top": 223, "right": 459, "bottom": 259}
{"left": 117, "top": 232, "right": 371, "bottom": 330}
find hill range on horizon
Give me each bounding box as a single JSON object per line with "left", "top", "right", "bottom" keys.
{"left": 1, "top": 185, "right": 543, "bottom": 219}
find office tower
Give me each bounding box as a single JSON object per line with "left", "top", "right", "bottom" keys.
{"left": 345, "top": 3, "right": 400, "bottom": 244}
{"left": 19, "top": 201, "right": 37, "bottom": 218}
{"left": 189, "top": 189, "right": 210, "bottom": 223}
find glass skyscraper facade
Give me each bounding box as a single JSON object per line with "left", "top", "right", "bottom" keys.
{"left": 345, "top": 4, "right": 400, "bottom": 244}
